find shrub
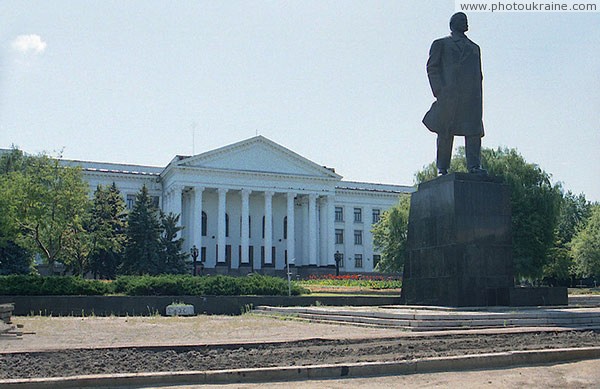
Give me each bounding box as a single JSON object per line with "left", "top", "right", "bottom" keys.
{"left": 113, "top": 275, "right": 186, "bottom": 296}
{"left": 0, "top": 275, "right": 114, "bottom": 295}
{"left": 114, "top": 274, "right": 309, "bottom": 296}
{"left": 0, "top": 274, "right": 309, "bottom": 296}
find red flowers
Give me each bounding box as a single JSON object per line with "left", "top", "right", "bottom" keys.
{"left": 307, "top": 274, "right": 398, "bottom": 281}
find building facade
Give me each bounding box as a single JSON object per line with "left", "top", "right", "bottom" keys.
{"left": 74, "top": 136, "right": 414, "bottom": 275}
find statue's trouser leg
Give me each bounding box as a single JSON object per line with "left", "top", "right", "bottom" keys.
{"left": 465, "top": 135, "right": 482, "bottom": 170}
{"left": 436, "top": 134, "right": 454, "bottom": 172}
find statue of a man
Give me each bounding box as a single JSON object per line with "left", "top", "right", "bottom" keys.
{"left": 423, "top": 12, "right": 486, "bottom": 176}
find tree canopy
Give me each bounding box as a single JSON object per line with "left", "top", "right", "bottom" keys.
{"left": 122, "top": 185, "right": 163, "bottom": 275}
{"left": 87, "top": 183, "right": 128, "bottom": 279}
{"left": 572, "top": 205, "right": 600, "bottom": 279}
{"left": 4, "top": 153, "right": 90, "bottom": 269}
{"left": 372, "top": 195, "right": 410, "bottom": 273}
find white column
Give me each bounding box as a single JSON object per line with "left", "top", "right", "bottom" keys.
{"left": 161, "top": 190, "right": 168, "bottom": 213}
{"left": 264, "top": 191, "right": 274, "bottom": 265}
{"left": 193, "top": 187, "right": 204, "bottom": 255}
{"left": 217, "top": 188, "right": 228, "bottom": 263}
{"left": 301, "top": 196, "right": 309, "bottom": 267}
{"left": 319, "top": 197, "right": 328, "bottom": 266}
{"left": 164, "top": 189, "right": 171, "bottom": 214}
{"left": 286, "top": 192, "right": 296, "bottom": 265}
{"left": 326, "top": 195, "right": 336, "bottom": 266}
{"left": 171, "top": 186, "right": 182, "bottom": 217}
{"left": 241, "top": 189, "right": 251, "bottom": 265}
{"left": 308, "top": 193, "right": 317, "bottom": 265}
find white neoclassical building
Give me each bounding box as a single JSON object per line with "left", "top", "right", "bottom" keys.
{"left": 73, "top": 136, "right": 414, "bottom": 275}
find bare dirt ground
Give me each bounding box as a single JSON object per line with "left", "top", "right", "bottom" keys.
{"left": 1, "top": 315, "right": 600, "bottom": 380}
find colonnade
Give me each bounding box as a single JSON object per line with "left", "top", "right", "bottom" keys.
{"left": 162, "top": 185, "right": 336, "bottom": 269}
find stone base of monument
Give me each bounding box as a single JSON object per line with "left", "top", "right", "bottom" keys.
{"left": 401, "top": 173, "right": 566, "bottom": 307}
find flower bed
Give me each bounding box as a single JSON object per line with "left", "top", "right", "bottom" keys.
{"left": 299, "top": 274, "right": 402, "bottom": 290}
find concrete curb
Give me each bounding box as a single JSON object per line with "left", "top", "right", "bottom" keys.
{"left": 2, "top": 346, "right": 600, "bottom": 388}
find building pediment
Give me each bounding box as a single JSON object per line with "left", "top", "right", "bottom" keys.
{"left": 175, "top": 136, "right": 341, "bottom": 180}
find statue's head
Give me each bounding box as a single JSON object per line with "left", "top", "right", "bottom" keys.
{"left": 450, "top": 12, "right": 468, "bottom": 33}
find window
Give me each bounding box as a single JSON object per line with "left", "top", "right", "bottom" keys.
{"left": 372, "top": 209, "right": 381, "bottom": 224}
{"left": 335, "top": 207, "right": 344, "bottom": 222}
{"left": 201, "top": 212, "right": 207, "bottom": 236}
{"left": 283, "top": 216, "right": 288, "bottom": 239}
{"left": 126, "top": 194, "right": 136, "bottom": 210}
{"left": 335, "top": 229, "right": 344, "bottom": 245}
{"left": 225, "top": 244, "right": 232, "bottom": 262}
{"left": 151, "top": 196, "right": 160, "bottom": 209}
{"left": 354, "top": 207, "right": 362, "bottom": 223}
{"left": 355, "top": 254, "right": 363, "bottom": 268}
{"left": 225, "top": 213, "right": 230, "bottom": 237}
{"left": 354, "top": 230, "right": 363, "bottom": 245}
{"left": 262, "top": 216, "right": 265, "bottom": 238}
{"left": 373, "top": 254, "right": 381, "bottom": 269}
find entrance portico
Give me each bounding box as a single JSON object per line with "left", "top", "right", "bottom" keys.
{"left": 165, "top": 185, "right": 335, "bottom": 272}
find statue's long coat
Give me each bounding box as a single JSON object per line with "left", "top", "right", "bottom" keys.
{"left": 423, "top": 34, "right": 484, "bottom": 137}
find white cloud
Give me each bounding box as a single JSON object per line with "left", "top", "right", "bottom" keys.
{"left": 11, "top": 34, "right": 47, "bottom": 54}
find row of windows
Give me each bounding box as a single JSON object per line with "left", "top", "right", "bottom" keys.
{"left": 334, "top": 254, "right": 381, "bottom": 269}
{"left": 335, "top": 229, "right": 363, "bottom": 245}
{"left": 335, "top": 207, "right": 381, "bottom": 224}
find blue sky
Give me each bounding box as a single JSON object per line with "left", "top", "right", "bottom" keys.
{"left": 1, "top": 1, "right": 598, "bottom": 200}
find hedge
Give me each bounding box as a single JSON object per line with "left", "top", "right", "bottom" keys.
{"left": 0, "top": 275, "right": 113, "bottom": 296}
{"left": 0, "top": 274, "right": 309, "bottom": 296}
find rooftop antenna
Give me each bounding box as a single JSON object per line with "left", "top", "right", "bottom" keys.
{"left": 191, "top": 122, "right": 198, "bottom": 155}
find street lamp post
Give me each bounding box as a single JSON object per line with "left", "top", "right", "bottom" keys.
{"left": 191, "top": 245, "right": 199, "bottom": 276}
{"left": 334, "top": 251, "right": 342, "bottom": 277}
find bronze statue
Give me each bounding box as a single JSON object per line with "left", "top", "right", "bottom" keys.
{"left": 423, "top": 12, "right": 486, "bottom": 175}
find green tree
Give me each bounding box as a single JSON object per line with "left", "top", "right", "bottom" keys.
{"left": 3, "top": 154, "right": 90, "bottom": 270}
{"left": 0, "top": 148, "right": 34, "bottom": 274}
{"left": 572, "top": 204, "right": 600, "bottom": 279}
{"left": 61, "top": 211, "right": 92, "bottom": 277}
{"left": 555, "top": 192, "right": 592, "bottom": 246}
{"left": 159, "top": 213, "right": 188, "bottom": 274}
{"left": 415, "top": 147, "right": 562, "bottom": 280}
{"left": 122, "top": 185, "right": 163, "bottom": 275}
{"left": 0, "top": 241, "right": 33, "bottom": 275}
{"left": 1, "top": 149, "right": 89, "bottom": 273}
{"left": 543, "top": 191, "right": 592, "bottom": 285}
{"left": 88, "top": 183, "right": 128, "bottom": 279}
{"left": 372, "top": 195, "right": 410, "bottom": 273}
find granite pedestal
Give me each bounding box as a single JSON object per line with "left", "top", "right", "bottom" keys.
{"left": 402, "top": 173, "right": 514, "bottom": 307}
